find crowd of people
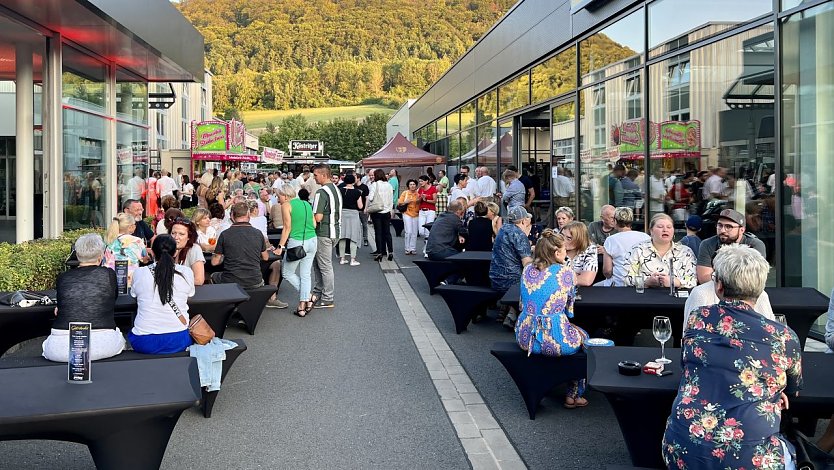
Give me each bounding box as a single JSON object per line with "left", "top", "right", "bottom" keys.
{"left": 46, "top": 161, "right": 834, "bottom": 468}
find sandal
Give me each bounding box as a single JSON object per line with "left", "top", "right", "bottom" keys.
{"left": 563, "top": 397, "right": 589, "bottom": 409}
{"left": 304, "top": 300, "right": 314, "bottom": 315}
{"left": 309, "top": 294, "right": 319, "bottom": 306}
{"left": 293, "top": 309, "right": 306, "bottom": 318}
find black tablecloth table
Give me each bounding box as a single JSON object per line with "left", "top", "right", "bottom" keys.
{"left": 446, "top": 251, "right": 492, "bottom": 287}
{"left": 587, "top": 346, "right": 834, "bottom": 468}
{"left": 0, "top": 284, "right": 250, "bottom": 356}
{"left": 499, "top": 285, "right": 829, "bottom": 348}
{"left": 203, "top": 251, "right": 281, "bottom": 285}
{"left": 0, "top": 357, "right": 200, "bottom": 469}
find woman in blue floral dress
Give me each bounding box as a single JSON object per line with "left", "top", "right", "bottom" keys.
{"left": 515, "top": 229, "right": 589, "bottom": 408}
{"left": 663, "top": 245, "right": 802, "bottom": 469}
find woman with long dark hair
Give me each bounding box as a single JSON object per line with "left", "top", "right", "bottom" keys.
{"left": 170, "top": 217, "right": 205, "bottom": 286}
{"left": 367, "top": 168, "right": 394, "bottom": 261}
{"left": 128, "top": 234, "right": 195, "bottom": 354}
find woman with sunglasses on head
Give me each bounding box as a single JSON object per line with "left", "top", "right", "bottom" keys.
{"left": 169, "top": 217, "right": 205, "bottom": 286}
{"left": 516, "top": 229, "right": 588, "bottom": 408}
{"left": 554, "top": 206, "right": 575, "bottom": 231}
{"left": 129, "top": 234, "right": 195, "bottom": 354}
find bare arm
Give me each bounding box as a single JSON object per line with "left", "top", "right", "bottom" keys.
{"left": 575, "top": 270, "right": 597, "bottom": 287}
{"left": 192, "top": 261, "right": 205, "bottom": 286}
{"left": 603, "top": 253, "right": 614, "bottom": 279}
{"left": 696, "top": 265, "right": 713, "bottom": 285}
{"left": 211, "top": 253, "right": 223, "bottom": 266}
{"left": 525, "top": 188, "right": 535, "bottom": 206}
{"left": 521, "top": 256, "right": 533, "bottom": 266}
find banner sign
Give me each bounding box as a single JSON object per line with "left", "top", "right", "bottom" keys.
{"left": 192, "top": 121, "right": 228, "bottom": 152}
{"left": 612, "top": 119, "right": 657, "bottom": 156}
{"left": 191, "top": 152, "right": 260, "bottom": 162}
{"left": 68, "top": 322, "right": 92, "bottom": 383}
{"left": 290, "top": 140, "right": 323, "bottom": 154}
{"left": 229, "top": 119, "right": 245, "bottom": 154}
{"left": 262, "top": 147, "right": 284, "bottom": 164}
{"left": 659, "top": 120, "right": 700, "bottom": 152}
{"left": 191, "top": 119, "right": 251, "bottom": 161}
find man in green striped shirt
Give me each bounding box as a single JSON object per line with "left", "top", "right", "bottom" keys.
{"left": 311, "top": 164, "right": 342, "bottom": 308}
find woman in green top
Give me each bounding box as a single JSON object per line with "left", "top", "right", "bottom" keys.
{"left": 273, "top": 184, "right": 318, "bottom": 317}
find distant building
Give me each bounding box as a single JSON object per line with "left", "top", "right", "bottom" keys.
{"left": 386, "top": 99, "right": 415, "bottom": 142}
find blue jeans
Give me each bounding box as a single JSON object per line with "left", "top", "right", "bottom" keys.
{"left": 282, "top": 237, "right": 318, "bottom": 303}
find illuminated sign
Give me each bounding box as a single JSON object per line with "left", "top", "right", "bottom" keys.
{"left": 289, "top": 140, "right": 323, "bottom": 154}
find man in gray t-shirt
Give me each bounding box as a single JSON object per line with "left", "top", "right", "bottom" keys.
{"left": 587, "top": 204, "right": 617, "bottom": 253}
{"left": 696, "top": 208, "right": 766, "bottom": 284}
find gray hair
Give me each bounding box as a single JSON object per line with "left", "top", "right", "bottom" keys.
{"left": 75, "top": 233, "right": 106, "bottom": 264}
{"left": 277, "top": 184, "right": 297, "bottom": 199}
{"left": 712, "top": 244, "right": 769, "bottom": 300}
{"left": 614, "top": 207, "right": 634, "bottom": 226}
{"left": 447, "top": 200, "right": 464, "bottom": 213}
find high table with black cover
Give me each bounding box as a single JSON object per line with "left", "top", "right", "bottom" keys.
{"left": 446, "top": 251, "right": 492, "bottom": 287}
{"left": 0, "top": 283, "right": 250, "bottom": 356}
{"left": 0, "top": 356, "right": 201, "bottom": 470}
{"left": 587, "top": 346, "right": 834, "bottom": 468}
{"left": 499, "top": 285, "right": 829, "bottom": 348}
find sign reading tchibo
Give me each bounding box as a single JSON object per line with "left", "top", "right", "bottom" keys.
{"left": 289, "top": 140, "right": 323, "bottom": 155}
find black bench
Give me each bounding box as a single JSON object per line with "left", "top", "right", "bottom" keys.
{"left": 0, "top": 339, "right": 248, "bottom": 419}
{"left": 435, "top": 285, "right": 502, "bottom": 334}
{"left": 412, "top": 259, "right": 457, "bottom": 295}
{"left": 391, "top": 217, "right": 404, "bottom": 237}
{"left": 490, "top": 341, "right": 587, "bottom": 419}
{"left": 228, "top": 285, "right": 278, "bottom": 335}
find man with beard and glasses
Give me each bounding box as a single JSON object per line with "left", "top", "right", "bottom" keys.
{"left": 696, "top": 208, "right": 766, "bottom": 284}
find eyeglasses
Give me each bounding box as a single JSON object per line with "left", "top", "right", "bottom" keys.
{"left": 716, "top": 222, "right": 740, "bottom": 231}
{"left": 711, "top": 271, "right": 720, "bottom": 282}
{"left": 173, "top": 217, "right": 193, "bottom": 226}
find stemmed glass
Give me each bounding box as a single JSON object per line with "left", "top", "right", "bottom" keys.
{"left": 653, "top": 316, "right": 672, "bottom": 364}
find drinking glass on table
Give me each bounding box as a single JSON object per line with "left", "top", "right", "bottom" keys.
{"left": 774, "top": 314, "right": 787, "bottom": 326}
{"left": 653, "top": 316, "right": 672, "bottom": 364}
{"left": 635, "top": 275, "right": 646, "bottom": 294}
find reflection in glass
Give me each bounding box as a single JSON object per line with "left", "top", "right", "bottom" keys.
{"left": 475, "top": 121, "right": 497, "bottom": 183}
{"left": 780, "top": 3, "right": 834, "bottom": 292}
{"left": 551, "top": 101, "right": 577, "bottom": 227}
{"left": 479, "top": 89, "right": 497, "bottom": 123}
{"left": 648, "top": 25, "right": 775, "bottom": 277}
{"left": 117, "top": 122, "right": 149, "bottom": 211}
{"left": 649, "top": 0, "right": 771, "bottom": 58}
{"left": 532, "top": 46, "right": 577, "bottom": 105}
{"left": 578, "top": 71, "right": 645, "bottom": 225}
{"left": 116, "top": 69, "right": 148, "bottom": 125}
{"left": 435, "top": 116, "right": 447, "bottom": 138}
{"left": 781, "top": 0, "right": 803, "bottom": 11}
{"left": 579, "top": 8, "right": 644, "bottom": 86}
{"left": 461, "top": 100, "right": 477, "bottom": 129}
{"left": 62, "top": 46, "right": 107, "bottom": 112}
{"left": 497, "top": 119, "right": 513, "bottom": 196}
{"left": 498, "top": 72, "right": 531, "bottom": 116}
{"left": 446, "top": 110, "right": 460, "bottom": 135}
{"left": 63, "top": 109, "right": 108, "bottom": 230}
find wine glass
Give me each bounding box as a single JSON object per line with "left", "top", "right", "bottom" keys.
{"left": 653, "top": 316, "right": 672, "bottom": 364}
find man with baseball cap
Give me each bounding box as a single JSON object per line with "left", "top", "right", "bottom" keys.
{"left": 696, "top": 208, "right": 766, "bottom": 284}
{"left": 489, "top": 206, "right": 534, "bottom": 328}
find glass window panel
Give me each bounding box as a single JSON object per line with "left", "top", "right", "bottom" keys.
{"left": 62, "top": 46, "right": 107, "bottom": 113}
{"left": 648, "top": 25, "right": 775, "bottom": 280}
{"left": 579, "top": 70, "right": 646, "bottom": 225}
{"left": 435, "top": 117, "right": 447, "bottom": 138}
{"left": 549, "top": 101, "right": 577, "bottom": 227}
{"left": 498, "top": 72, "right": 531, "bottom": 116}
{"left": 116, "top": 122, "right": 149, "bottom": 211}
{"left": 63, "top": 108, "right": 108, "bottom": 230}
{"left": 478, "top": 89, "right": 497, "bottom": 123}
{"left": 532, "top": 46, "right": 577, "bottom": 105}
{"left": 781, "top": 0, "right": 802, "bottom": 10}
{"left": 446, "top": 110, "right": 461, "bottom": 134}
{"left": 497, "top": 119, "right": 514, "bottom": 194}
{"left": 649, "top": 0, "right": 772, "bottom": 58}
{"left": 780, "top": 2, "right": 834, "bottom": 297}
{"left": 473, "top": 121, "right": 497, "bottom": 178}
{"left": 459, "top": 127, "right": 475, "bottom": 167}
{"left": 460, "top": 100, "right": 477, "bottom": 129}
{"left": 579, "top": 8, "right": 644, "bottom": 86}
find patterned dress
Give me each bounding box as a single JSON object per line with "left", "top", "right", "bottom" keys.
{"left": 662, "top": 300, "right": 803, "bottom": 469}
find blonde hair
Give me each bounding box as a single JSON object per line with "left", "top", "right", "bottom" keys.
{"left": 105, "top": 212, "right": 135, "bottom": 244}
{"left": 191, "top": 208, "right": 210, "bottom": 226}
{"left": 649, "top": 212, "right": 674, "bottom": 229}
{"left": 563, "top": 221, "right": 590, "bottom": 252}
{"left": 533, "top": 229, "right": 566, "bottom": 271}
{"left": 555, "top": 206, "right": 575, "bottom": 221}
{"left": 486, "top": 202, "right": 500, "bottom": 216}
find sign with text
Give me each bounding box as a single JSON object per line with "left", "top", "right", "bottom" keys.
{"left": 261, "top": 146, "right": 284, "bottom": 165}
{"left": 192, "top": 121, "right": 228, "bottom": 152}
{"left": 68, "top": 322, "right": 92, "bottom": 383}
{"left": 289, "top": 140, "right": 323, "bottom": 155}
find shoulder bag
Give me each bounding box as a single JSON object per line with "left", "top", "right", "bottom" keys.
{"left": 286, "top": 202, "right": 308, "bottom": 262}
{"left": 396, "top": 192, "right": 410, "bottom": 214}
{"left": 367, "top": 182, "right": 385, "bottom": 213}
{"left": 149, "top": 265, "right": 214, "bottom": 345}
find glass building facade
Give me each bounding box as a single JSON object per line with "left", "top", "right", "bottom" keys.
{"left": 414, "top": 0, "right": 834, "bottom": 322}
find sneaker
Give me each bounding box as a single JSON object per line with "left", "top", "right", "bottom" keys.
{"left": 267, "top": 298, "right": 288, "bottom": 309}
{"left": 339, "top": 258, "right": 348, "bottom": 265}
{"left": 350, "top": 260, "right": 360, "bottom": 266}
{"left": 502, "top": 311, "right": 517, "bottom": 330}
{"left": 314, "top": 301, "right": 335, "bottom": 309}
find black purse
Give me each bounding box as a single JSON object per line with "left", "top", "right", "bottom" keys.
{"left": 286, "top": 203, "right": 309, "bottom": 262}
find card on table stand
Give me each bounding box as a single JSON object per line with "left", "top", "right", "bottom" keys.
{"left": 68, "top": 322, "right": 91, "bottom": 384}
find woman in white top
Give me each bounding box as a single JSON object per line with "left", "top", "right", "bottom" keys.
{"left": 600, "top": 207, "right": 650, "bottom": 286}
{"left": 561, "top": 221, "right": 599, "bottom": 286}
{"left": 129, "top": 234, "right": 195, "bottom": 354}
{"left": 247, "top": 199, "right": 269, "bottom": 238}
{"left": 170, "top": 217, "right": 206, "bottom": 286}
{"left": 180, "top": 175, "right": 195, "bottom": 208}
{"left": 192, "top": 208, "right": 217, "bottom": 252}
{"left": 367, "top": 168, "right": 394, "bottom": 261}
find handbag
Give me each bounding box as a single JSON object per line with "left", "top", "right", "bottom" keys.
{"left": 285, "top": 202, "right": 308, "bottom": 262}
{"left": 150, "top": 265, "right": 215, "bottom": 345}
{"left": 0, "top": 290, "right": 56, "bottom": 307}
{"left": 367, "top": 183, "right": 385, "bottom": 213}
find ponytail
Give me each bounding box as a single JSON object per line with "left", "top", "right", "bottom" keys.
{"left": 150, "top": 234, "right": 178, "bottom": 305}
{"left": 106, "top": 213, "right": 134, "bottom": 244}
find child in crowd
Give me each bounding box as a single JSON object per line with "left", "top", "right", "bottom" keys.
{"left": 679, "top": 215, "right": 702, "bottom": 256}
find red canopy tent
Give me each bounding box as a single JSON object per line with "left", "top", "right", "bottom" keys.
{"left": 361, "top": 132, "right": 445, "bottom": 168}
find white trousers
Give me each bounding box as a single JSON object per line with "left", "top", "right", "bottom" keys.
{"left": 418, "top": 210, "right": 436, "bottom": 238}
{"left": 403, "top": 214, "right": 419, "bottom": 252}
{"left": 42, "top": 328, "right": 126, "bottom": 362}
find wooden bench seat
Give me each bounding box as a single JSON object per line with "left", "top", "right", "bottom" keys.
{"left": 435, "top": 285, "right": 502, "bottom": 334}
{"left": 0, "top": 339, "right": 248, "bottom": 419}
{"left": 490, "top": 341, "right": 587, "bottom": 419}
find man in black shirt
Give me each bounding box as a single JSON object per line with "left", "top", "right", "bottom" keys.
{"left": 426, "top": 200, "right": 467, "bottom": 261}
{"left": 211, "top": 202, "right": 274, "bottom": 290}
{"left": 124, "top": 199, "right": 154, "bottom": 246}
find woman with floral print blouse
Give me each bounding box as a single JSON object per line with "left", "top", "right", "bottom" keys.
{"left": 562, "top": 221, "right": 598, "bottom": 287}
{"left": 662, "top": 244, "right": 802, "bottom": 469}
{"left": 515, "top": 229, "right": 589, "bottom": 408}
{"left": 625, "top": 213, "right": 696, "bottom": 289}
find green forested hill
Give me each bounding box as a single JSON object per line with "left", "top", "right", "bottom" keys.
{"left": 176, "top": 0, "right": 516, "bottom": 114}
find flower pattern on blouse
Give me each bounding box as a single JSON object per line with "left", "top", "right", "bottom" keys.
{"left": 624, "top": 240, "right": 696, "bottom": 288}
{"left": 567, "top": 244, "right": 598, "bottom": 275}
{"left": 662, "top": 300, "right": 802, "bottom": 469}
{"left": 515, "top": 263, "right": 586, "bottom": 357}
